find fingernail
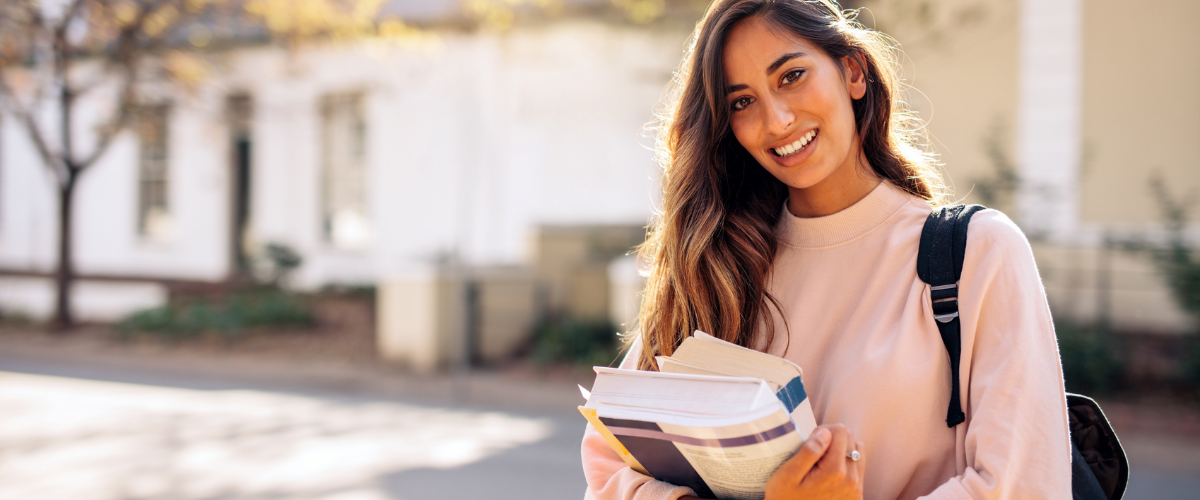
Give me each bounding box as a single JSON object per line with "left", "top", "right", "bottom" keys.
{"left": 810, "top": 428, "right": 830, "bottom": 448}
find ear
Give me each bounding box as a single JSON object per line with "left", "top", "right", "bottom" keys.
{"left": 841, "top": 54, "right": 867, "bottom": 100}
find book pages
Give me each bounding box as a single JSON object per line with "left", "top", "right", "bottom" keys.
{"left": 656, "top": 409, "right": 802, "bottom": 500}
{"left": 584, "top": 334, "right": 820, "bottom": 500}
{"left": 660, "top": 333, "right": 818, "bottom": 439}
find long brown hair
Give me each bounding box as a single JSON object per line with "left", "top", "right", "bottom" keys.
{"left": 633, "top": 0, "right": 945, "bottom": 370}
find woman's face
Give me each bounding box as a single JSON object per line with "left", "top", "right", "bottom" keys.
{"left": 722, "top": 17, "right": 868, "bottom": 195}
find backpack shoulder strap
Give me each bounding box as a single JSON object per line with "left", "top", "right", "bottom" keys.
{"left": 917, "top": 204, "right": 985, "bottom": 427}
{"left": 920, "top": 207, "right": 1129, "bottom": 498}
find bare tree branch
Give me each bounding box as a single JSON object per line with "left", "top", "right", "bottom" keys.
{"left": 75, "top": 0, "right": 174, "bottom": 171}
{"left": 2, "top": 0, "right": 399, "bottom": 328}
{"left": 0, "top": 1, "right": 65, "bottom": 183}
{"left": 54, "top": 0, "right": 89, "bottom": 40}
{"left": 0, "top": 63, "right": 67, "bottom": 182}
{"left": 19, "top": 107, "right": 68, "bottom": 185}
{"left": 77, "top": 49, "right": 138, "bottom": 170}
{"left": 53, "top": 9, "right": 76, "bottom": 170}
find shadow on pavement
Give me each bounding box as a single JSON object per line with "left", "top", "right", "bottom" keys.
{"left": 380, "top": 419, "right": 587, "bottom": 500}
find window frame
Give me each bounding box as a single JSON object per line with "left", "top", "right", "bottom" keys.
{"left": 135, "top": 102, "right": 173, "bottom": 243}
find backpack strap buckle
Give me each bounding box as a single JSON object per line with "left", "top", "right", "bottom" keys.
{"left": 930, "top": 284, "right": 959, "bottom": 323}
{"left": 933, "top": 311, "right": 959, "bottom": 323}
{"left": 917, "top": 205, "right": 984, "bottom": 429}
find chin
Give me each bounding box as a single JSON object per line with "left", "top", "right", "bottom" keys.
{"left": 782, "top": 175, "right": 829, "bottom": 191}
{"left": 766, "top": 161, "right": 837, "bottom": 192}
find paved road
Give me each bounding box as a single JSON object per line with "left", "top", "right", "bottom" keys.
{"left": 0, "top": 347, "right": 590, "bottom": 500}
{"left": 1, "top": 342, "right": 1198, "bottom": 500}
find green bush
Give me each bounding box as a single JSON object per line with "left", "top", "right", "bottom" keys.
{"left": 118, "top": 289, "right": 314, "bottom": 339}
{"left": 0, "top": 307, "right": 36, "bottom": 325}
{"left": 1146, "top": 174, "right": 1200, "bottom": 392}
{"left": 1147, "top": 174, "right": 1200, "bottom": 321}
{"left": 531, "top": 317, "right": 622, "bottom": 367}
{"left": 1056, "top": 319, "right": 1123, "bottom": 395}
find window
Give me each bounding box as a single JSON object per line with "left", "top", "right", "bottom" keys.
{"left": 319, "top": 92, "right": 371, "bottom": 249}
{"left": 137, "top": 104, "right": 172, "bottom": 240}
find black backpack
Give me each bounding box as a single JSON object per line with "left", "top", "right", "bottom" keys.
{"left": 916, "top": 205, "right": 1130, "bottom": 500}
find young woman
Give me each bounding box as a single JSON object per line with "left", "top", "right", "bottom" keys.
{"left": 581, "top": 1, "right": 1071, "bottom": 499}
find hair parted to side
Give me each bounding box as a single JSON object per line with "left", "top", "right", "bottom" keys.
{"left": 631, "top": 0, "right": 945, "bottom": 370}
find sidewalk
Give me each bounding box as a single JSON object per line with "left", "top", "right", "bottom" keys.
{"left": 2, "top": 327, "right": 1199, "bottom": 499}
{"left": 0, "top": 327, "right": 591, "bottom": 413}
{"left": 0, "top": 328, "right": 593, "bottom": 500}
{"left": 1099, "top": 401, "right": 1200, "bottom": 497}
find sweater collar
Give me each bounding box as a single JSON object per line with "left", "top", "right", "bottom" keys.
{"left": 776, "top": 180, "right": 914, "bottom": 248}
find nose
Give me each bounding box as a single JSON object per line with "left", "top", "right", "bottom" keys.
{"left": 762, "top": 94, "right": 795, "bottom": 136}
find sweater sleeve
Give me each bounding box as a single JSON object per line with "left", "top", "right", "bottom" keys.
{"left": 917, "top": 210, "right": 1072, "bottom": 500}
{"left": 580, "top": 337, "right": 698, "bottom": 500}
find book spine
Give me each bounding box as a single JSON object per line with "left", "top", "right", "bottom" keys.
{"left": 579, "top": 406, "right": 650, "bottom": 476}
{"left": 775, "top": 376, "right": 807, "bottom": 414}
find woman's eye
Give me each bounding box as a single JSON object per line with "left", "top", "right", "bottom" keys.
{"left": 731, "top": 96, "right": 754, "bottom": 111}
{"left": 781, "top": 69, "right": 805, "bottom": 86}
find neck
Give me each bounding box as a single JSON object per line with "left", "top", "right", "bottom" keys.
{"left": 787, "top": 150, "right": 881, "bottom": 218}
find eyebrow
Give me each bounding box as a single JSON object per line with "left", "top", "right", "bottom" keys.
{"left": 767, "top": 52, "right": 807, "bottom": 74}
{"left": 724, "top": 52, "right": 808, "bottom": 96}
{"left": 725, "top": 84, "right": 748, "bottom": 95}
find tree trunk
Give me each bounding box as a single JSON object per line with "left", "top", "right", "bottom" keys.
{"left": 53, "top": 170, "right": 77, "bottom": 329}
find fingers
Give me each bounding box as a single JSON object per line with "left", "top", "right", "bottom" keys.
{"left": 844, "top": 440, "right": 864, "bottom": 485}
{"left": 819, "top": 424, "right": 850, "bottom": 476}
{"left": 772, "top": 426, "right": 832, "bottom": 484}
{"left": 772, "top": 424, "right": 863, "bottom": 500}
{"left": 854, "top": 440, "right": 866, "bottom": 479}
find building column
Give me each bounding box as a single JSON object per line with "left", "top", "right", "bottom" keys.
{"left": 1017, "top": 0, "right": 1083, "bottom": 241}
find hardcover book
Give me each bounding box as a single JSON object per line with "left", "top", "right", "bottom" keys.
{"left": 580, "top": 331, "right": 818, "bottom": 500}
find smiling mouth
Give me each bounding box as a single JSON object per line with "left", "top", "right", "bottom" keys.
{"left": 772, "top": 129, "right": 818, "bottom": 158}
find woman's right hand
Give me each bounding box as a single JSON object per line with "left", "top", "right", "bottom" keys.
{"left": 763, "top": 424, "right": 865, "bottom": 500}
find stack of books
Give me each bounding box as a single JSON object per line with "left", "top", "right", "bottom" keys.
{"left": 580, "top": 331, "right": 817, "bottom": 500}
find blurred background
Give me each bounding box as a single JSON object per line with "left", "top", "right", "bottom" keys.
{"left": 0, "top": 0, "right": 1197, "bottom": 498}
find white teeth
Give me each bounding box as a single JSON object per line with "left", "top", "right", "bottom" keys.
{"left": 774, "top": 130, "right": 818, "bottom": 157}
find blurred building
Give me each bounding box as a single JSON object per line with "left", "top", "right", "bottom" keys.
{"left": 1, "top": 0, "right": 1197, "bottom": 341}
{"left": 871, "top": 0, "right": 1200, "bottom": 334}
{"left": 0, "top": 4, "right": 686, "bottom": 328}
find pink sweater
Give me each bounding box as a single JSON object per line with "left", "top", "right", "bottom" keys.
{"left": 581, "top": 181, "right": 1072, "bottom": 500}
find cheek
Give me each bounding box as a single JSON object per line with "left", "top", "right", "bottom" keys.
{"left": 822, "top": 84, "right": 858, "bottom": 142}
{"left": 730, "top": 114, "right": 750, "bottom": 141}
{"left": 729, "top": 116, "right": 763, "bottom": 156}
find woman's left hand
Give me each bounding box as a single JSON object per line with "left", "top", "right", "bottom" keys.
{"left": 763, "top": 424, "right": 866, "bottom": 500}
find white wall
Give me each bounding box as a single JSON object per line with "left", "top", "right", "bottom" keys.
{"left": 0, "top": 63, "right": 233, "bottom": 282}
{"left": 1017, "top": 0, "right": 1083, "bottom": 241}
{"left": 232, "top": 21, "right": 683, "bottom": 289}
{"left": 0, "top": 20, "right": 686, "bottom": 317}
